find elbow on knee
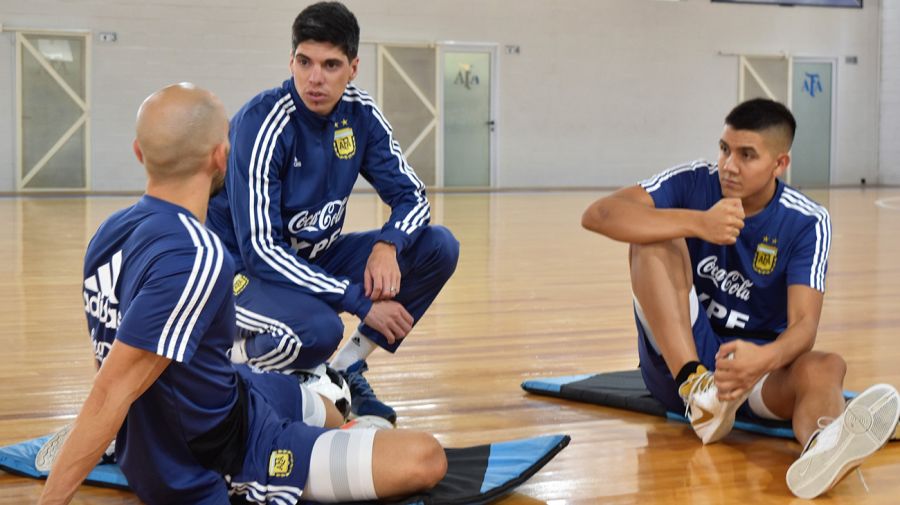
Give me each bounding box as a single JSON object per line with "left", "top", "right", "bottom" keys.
{"left": 581, "top": 205, "right": 608, "bottom": 233}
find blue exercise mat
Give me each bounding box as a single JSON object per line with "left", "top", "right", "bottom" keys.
{"left": 0, "top": 432, "right": 569, "bottom": 505}
{"left": 0, "top": 434, "right": 128, "bottom": 488}
{"left": 522, "top": 369, "right": 896, "bottom": 441}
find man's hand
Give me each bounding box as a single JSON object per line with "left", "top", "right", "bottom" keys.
{"left": 699, "top": 198, "right": 745, "bottom": 245}
{"left": 365, "top": 241, "right": 401, "bottom": 301}
{"left": 363, "top": 301, "right": 413, "bottom": 344}
{"left": 713, "top": 340, "right": 775, "bottom": 401}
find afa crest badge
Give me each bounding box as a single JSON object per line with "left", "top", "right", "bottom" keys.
{"left": 233, "top": 274, "right": 249, "bottom": 295}
{"left": 268, "top": 449, "right": 293, "bottom": 478}
{"left": 333, "top": 123, "right": 356, "bottom": 160}
{"left": 753, "top": 237, "right": 778, "bottom": 275}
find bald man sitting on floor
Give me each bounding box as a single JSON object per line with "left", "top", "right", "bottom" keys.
{"left": 38, "top": 83, "right": 446, "bottom": 505}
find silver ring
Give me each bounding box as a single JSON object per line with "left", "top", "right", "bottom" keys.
{"left": 390, "top": 287, "right": 397, "bottom": 293}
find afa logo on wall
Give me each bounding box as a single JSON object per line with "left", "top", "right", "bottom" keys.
{"left": 803, "top": 73, "right": 823, "bottom": 98}
{"left": 454, "top": 63, "right": 480, "bottom": 90}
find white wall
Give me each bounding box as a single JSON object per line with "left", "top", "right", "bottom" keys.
{"left": 881, "top": 0, "right": 900, "bottom": 185}
{"left": 0, "top": 0, "right": 885, "bottom": 190}
{"left": 0, "top": 31, "right": 14, "bottom": 192}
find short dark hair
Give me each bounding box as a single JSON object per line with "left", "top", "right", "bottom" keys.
{"left": 291, "top": 2, "right": 360, "bottom": 60}
{"left": 725, "top": 98, "right": 797, "bottom": 149}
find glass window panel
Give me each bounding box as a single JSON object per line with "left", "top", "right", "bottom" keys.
{"left": 23, "top": 125, "right": 86, "bottom": 189}
{"left": 745, "top": 57, "right": 789, "bottom": 103}
{"left": 379, "top": 46, "right": 436, "bottom": 186}
{"left": 21, "top": 48, "right": 83, "bottom": 179}
{"left": 385, "top": 46, "right": 435, "bottom": 104}
{"left": 24, "top": 34, "right": 85, "bottom": 99}
{"left": 406, "top": 128, "right": 435, "bottom": 187}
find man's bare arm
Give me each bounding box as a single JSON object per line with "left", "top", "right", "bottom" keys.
{"left": 38, "top": 341, "right": 170, "bottom": 505}
{"left": 581, "top": 185, "right": 745, "bottom": 245}
{"left": 714, "top": 285, "right": 823, "bottom": 398}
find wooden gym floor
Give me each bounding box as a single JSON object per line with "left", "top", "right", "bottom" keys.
{"left": 1, "top": 188, "right": 899, "bottom": 504}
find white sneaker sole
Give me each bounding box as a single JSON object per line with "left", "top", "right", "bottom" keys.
{"left": 786, "top": 383, "right": 900, "bottom": 499}
{"left": 35, "top": 423, "right": 74, "bottom": 472}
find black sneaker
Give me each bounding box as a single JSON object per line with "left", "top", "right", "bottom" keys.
{"left": 340, "top": 360, "right": 397, "bottom": 425}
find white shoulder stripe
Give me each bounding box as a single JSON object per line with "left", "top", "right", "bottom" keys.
{"left": 155, "top": 214, "right": 224, "bottom": 361}
{"left": 641, "top": 160, "right": 712, "bottom": 193}
{"left": 157, "top": 216, "right": 205, "bottom": 357}
{"left": 175, "top": 218, "right": 225, "bottom": 361}
{"left": 341, "top": 92, "right": 431, "bottom": 233}
{"left": 247, "top": 95, "right": 348, "bottom": 294}
{"left": 779, "top": 189, "right": 831, "bottom": 291}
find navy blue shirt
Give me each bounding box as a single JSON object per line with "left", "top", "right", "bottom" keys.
{"left": 641, "top": 160, "right": 831, "bottom": 337}
{"left": 84, "top": 195, "right": 237, "bottom": 503}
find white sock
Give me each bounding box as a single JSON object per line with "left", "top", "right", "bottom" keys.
{"left": 229, "top": 339, "right": 248, "bottom": 364}
{"left": 331, "top": 331, "right": 378, "bottom": 371}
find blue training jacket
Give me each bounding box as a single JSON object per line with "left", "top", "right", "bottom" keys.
{"left": 208, "top": 78, "right": 430, "bottom": 318}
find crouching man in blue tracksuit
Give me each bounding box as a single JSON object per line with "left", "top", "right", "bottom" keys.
{"left": 207, "top": 1, "right": 459, "bottom": 424}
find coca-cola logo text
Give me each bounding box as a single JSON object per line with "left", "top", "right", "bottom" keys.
{"left": 696, "top": 255, "right": 753, "bottom": 301}
{"left": 287, "top": 198, "right": 348, "bottom": 234}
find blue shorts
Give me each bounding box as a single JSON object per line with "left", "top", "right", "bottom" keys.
{"left": 235, "top": 364, "right": 305, "bottom": 420}
{"left": 129, "top": 371, "right": 329, "bottom": 504}
{"left": 236, "top": 226, "right": 458, "bottom": 371}
{"left": 229, "top": 375, "right": 330, "bottom": 503}
{"left": 635, "top": 290, "right": 770, "bottom": 417}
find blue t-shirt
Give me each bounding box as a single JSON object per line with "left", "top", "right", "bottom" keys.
{"left": 640, "top": 160, "right": 831, "bottom": 338}
{"left": 84, "top": 195, "right": 238, "bottom": 503}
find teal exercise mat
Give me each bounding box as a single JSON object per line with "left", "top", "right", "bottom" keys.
{"left": 0, "top": 432, "right": 569, "bottom": 505}
{"left": 522, "top": 369, "right": 897, "bottom": 441}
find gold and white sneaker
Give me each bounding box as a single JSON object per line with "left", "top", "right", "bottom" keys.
{"left": 679, "top": 365, "right": 753, "bottom": 444}
{"left": 786, "top": 383, "right": 900, "bottom": 499}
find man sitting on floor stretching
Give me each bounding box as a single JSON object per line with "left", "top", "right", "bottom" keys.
{"left": 582, "top": 98, "right": 899, "bottom": 499}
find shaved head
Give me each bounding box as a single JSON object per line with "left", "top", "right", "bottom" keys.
{"left": 135, "top": 83, "right": 228, "bottom": 181}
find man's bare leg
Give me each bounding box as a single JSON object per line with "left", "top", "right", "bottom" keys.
{"left": 371, "top": 430, "right": 447, "bottom": 498}
{"left": 754, "top": 351, "right": 846, "bottom": 445}
{"left": 303, "top": 429, "right": 446, "bottom": 501}
{"left": 630, "top": 239, "right": 699, "bottom": 377}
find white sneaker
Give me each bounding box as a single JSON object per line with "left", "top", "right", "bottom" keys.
{"left": 679, "top": 365, "right": 753, "bottom": 444}
{"left": 786, "top": 383, "right": 900, "bottom": 499}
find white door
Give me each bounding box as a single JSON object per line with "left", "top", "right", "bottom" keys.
{"left": 440, "top": 45, "right": 496, "bottom": 187}
{"left": 16, "top": 31, "right": 90, "bottom": 191}
{"left": 790, "top": 59, "right": 835, "bottom": 188}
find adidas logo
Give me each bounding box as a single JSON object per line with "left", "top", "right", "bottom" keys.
{"left": 83, "top": 250, "right": 123, "bottom": 329}
{"left": 92, "top": 338, "right": 113, "bottom": 363}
